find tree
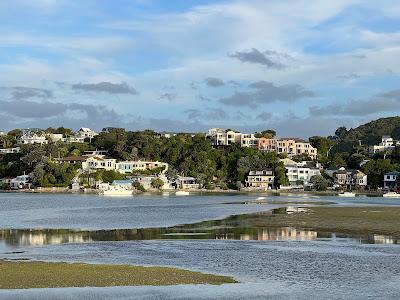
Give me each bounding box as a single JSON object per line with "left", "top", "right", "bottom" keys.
{"left": 151, "top": 178, "right": 164, "bottom": 190}
{"left": 310, "top": 175, "right": 328, "bottom": 191}
{"left": 255, "top": 130, "right": 276, "bottom": 139}
{"left": 335, "top": 126, "right": 348, "bottom": 139}
{"left": 362, "top": 159, "right": 396, "bottom": 188}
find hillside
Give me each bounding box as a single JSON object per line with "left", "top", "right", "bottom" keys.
{"left": 336, "top": 116, "right": 400, "bottom": 152}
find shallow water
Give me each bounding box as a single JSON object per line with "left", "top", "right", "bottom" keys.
{"left": 1, "top": 192, "right": 400, "bottom": 299}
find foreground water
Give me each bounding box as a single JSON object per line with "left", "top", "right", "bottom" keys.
{"left": 1, "top": 192, "right": 400, "bottom": 299}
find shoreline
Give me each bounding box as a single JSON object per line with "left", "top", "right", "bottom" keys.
{"left": 0, "top": 188, "right": 386, "bottom": 197}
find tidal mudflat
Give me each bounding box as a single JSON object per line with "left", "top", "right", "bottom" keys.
{"left": 1, "top": 193, "right": 400, "bottom": 299}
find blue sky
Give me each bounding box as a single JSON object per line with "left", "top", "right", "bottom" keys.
{"left": 1, "top": 0, "right": 400, "bottom": 137}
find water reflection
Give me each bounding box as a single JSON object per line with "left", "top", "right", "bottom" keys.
{"left": 0, "top": 226, "right": 398, "bottom": 248}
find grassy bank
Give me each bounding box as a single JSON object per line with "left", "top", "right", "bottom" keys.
{"left": 0, "top": 260, "right": 236, "bottom": 289}
{"left": 247, "top": 206, "right": 400, "bottom": 237}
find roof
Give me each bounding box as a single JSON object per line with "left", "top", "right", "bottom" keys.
{"left": 79, "top": 127, "right": 92, "bottom": 132}
{"left": 385, "top": 171, "right": 400, "bottom": 176}
{"left": 112, "top": 180, "right": 133, "bottom": 185}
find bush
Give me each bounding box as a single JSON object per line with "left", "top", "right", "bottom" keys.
{"left": 133, "top": 181, "right": 146, "bottom": 192}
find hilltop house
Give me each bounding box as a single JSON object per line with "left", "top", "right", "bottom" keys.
{"left": 258, "top": 138, "right": 277, "bottom": 152}
{"left": 19, "top": 132, "right": 48, "bottom": 145}
{"left": 77, "top": 128, "right": 98, "bottom": 140}
{"left": 369, "top": 136, "right": 400, "bottom": 156}
{"left": 245, "top": 169, "right": 275, "bottom": 190}
{"left": 384, "top": 171, "right": 400, "bottom": 190}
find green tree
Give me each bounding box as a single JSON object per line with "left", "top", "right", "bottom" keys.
{"left": 310, "top": 175, "right": 328, "bottom": 191}
{"left": 151, "top": 178, "right": 164, "bottom": 190}
{"left": 362, "top": 159, "right": 396, "bottom": 188}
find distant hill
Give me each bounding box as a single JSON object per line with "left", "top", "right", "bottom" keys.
{"left": 336, "top": 117, "right": 400, "bottom": 152}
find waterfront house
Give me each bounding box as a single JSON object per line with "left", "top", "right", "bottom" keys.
{"left": 0, "top": 177, "right": 14, "bottom": 187}
{"left": 174, "top": 176, "right": 199, "bottom": 189}
{"left": 10, "top": 175, "right": 31, "bottom": 189}
{"left": 384, "top": 171, "right": 400, "bottom": 190}
{"left": 326, "top": 167, "right": 367, "bottom": 190}
{"left": 245, "top": 169, "right": 275, "bottom": 190}
{"left": 283, "top": 160, "right": 321, "bottom": 187}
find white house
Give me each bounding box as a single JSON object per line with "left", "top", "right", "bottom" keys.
{"left": 283, "top": 160, "right": 321, "bottom": 187}
{"left": 19, "top": 133, "right": 48, "bottom": 145}
{"left": 384, "top": 171, "right": 400, "bottom": 190}
{"left": 81, "top": 156, "right": 117, "bottom": 171}
{"left": 10, "top": 175, "right": 31, "bottom": 189}
{"left": 77, "top": 128, "right": 98, "bottom": 140}
{"left": 174, "top": 176, "right": 199, "bottom": 189}
{"left": 369, "top": 136, "right": 400, "bottom": 156}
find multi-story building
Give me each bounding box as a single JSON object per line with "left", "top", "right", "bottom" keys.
{"left": 207, "top": 128, "right": 241, "bottom": 146}
{"left": 277, "top": 138, "right": 317, "bottom": 160}
{"left": 116, "top": 160, "right": 169, "bottom": 174}
{"left": 241, "top": 134, "right": 259, "bottom": 148}
{"left": 369, "top": 136, "right": 400, "bottom": 156}
{"left": 245, "top": 169, "right": 275, "bottom": 189}
{"left": 283, "top": 160, "right": 321, "bottom": 187}
{"left": 10, "top": 175, "right": 31, "bottom": 189}
{"left": 384, "top": 171, "right": 400, "bottom": 190}
{"left": 258, "top": 138, "right": 277, "bottom": 152}
{"left": 326, "top": 167, "right": 367, "bottom": 190}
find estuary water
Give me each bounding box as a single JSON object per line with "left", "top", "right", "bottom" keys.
{"left": 1, "top": 192, "right": 400, "bottom": 299}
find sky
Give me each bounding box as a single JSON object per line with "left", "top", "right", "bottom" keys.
{"left": 1, "top": 0, "right": 400, "bottom": 137}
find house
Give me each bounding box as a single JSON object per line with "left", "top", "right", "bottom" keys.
{"left": 384, "top": 171, "right": 400, "bottom": 190}
{"left": 0, "top": 147, "right": 20, "bottom": 154}
{"left": 77, "top": 128, "right": 98, "bottom": 140}
{"left": 369, "top": 136, "right": 400, "bottom": 156}
{"left": 116, "top": 160, "right": 168, "bottom": 174}
{"left": 19, "top": 132, "right": 48, "bottom": 145}
{"left": 283, "top": 160, "right": 321, "bottom": 187}
{"left": 174, "top": 176, "right": 199, "bottom": 189}
{"left": 258, "top": 138, "right": 277, "bottom": 152}
{"left": 326, "top": 167, "right": 367, "bottom": 190}
{"left": 245, "top": 169, "right": 275, "bottom": 190}
{"left": 0, "top": 177, "right": 14, "bottom": 187}
{"left": 55, "top": 156, "right": 87, "bottom": 164}
{"left": 10, "top": 175, "right": 31, "bottom": 189}
{"left": 81, "top": 156, "right": 117, "bottom": 171}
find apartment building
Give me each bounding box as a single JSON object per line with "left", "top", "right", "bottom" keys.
{"left": 258, "top": 138, "right": 277, "bottom": 152}
{"left": 277, "top": 138, "right": 317, "bottom": 160}
{"left": 207, "top": 128, "right": 241, "bottom": 146}
{"left": 241, "top": 134, "right": 259, "bottom": 148}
